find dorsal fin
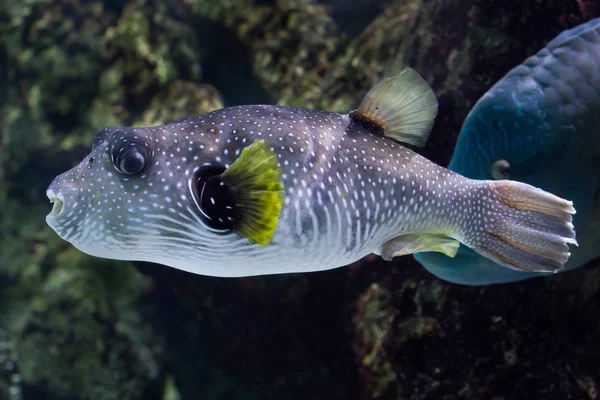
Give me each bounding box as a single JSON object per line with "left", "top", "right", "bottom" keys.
{"left": 350, "top": 67, "right": 438, "bottom": 147}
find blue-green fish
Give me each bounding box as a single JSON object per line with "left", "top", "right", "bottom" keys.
{"left": 46, "top": 68, "right": 577, "bottom": 278}
{"left": 414, "top": 18, "right": 600, "bottom": 285}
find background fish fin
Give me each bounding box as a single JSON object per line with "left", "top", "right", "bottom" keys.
{"left": 350, "top": 67, "right": 438, "bottom": 147}
{"left": 221, "top": 140, "right": 284, "bottom": 246}
{"left": 381, "top": 233, "right": 460, "bottom": 261}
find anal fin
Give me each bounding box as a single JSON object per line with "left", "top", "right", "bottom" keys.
{"left": 381, "top": 233, "right": 460, "bottom": 261}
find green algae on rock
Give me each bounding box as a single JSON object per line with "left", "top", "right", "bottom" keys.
{"left": 101, "top": 1, "right": 203, "bottom": 98}
{"left": 235, "top": 0, "right": 357, "bottom": 110}
{"left": 16, "top": 258, "right": 161, "bottom": 399}
{"left": 0, "top": 199, "right": 164, "bottom": 399}
{"left": 354, "top": 282, "right": 398, "bottom": 398}
{"left": 353, "top": 259, "right": 600, "bottom": 399}
{"left": 137, "top": 80, "right": 224, "bottom": 127}
{"left": 0, "top": 330, "right": 22, "bottom": 400}
{"left": 0, "top": 0, "right": 119, "bottom": 129}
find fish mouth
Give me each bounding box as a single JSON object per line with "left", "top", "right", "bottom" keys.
{"left": 46, "top": 189, "right": 64, "bottom": 215}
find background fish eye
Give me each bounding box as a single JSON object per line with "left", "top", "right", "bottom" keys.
{"left": 491, "top": 159, "right": 510, "bottom": 180}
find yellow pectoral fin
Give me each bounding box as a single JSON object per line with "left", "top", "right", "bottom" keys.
{"left": 221, "top": 140, "right": 284, "bottom": 246}
{"left": 381, "top": 233, "right": 460, "bottom": 261}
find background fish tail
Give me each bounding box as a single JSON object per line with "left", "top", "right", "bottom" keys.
{"left": 467, "top": 180, "right": 577, "bottom": 273}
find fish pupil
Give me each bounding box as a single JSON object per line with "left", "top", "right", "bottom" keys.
{"left": 195, "top": 166, "right": 235, "bottom": 231}
{"left": 120, "top": 151, "right": 145, "bottom": 174}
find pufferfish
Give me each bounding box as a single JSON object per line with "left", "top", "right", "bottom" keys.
{"left": 46, "top": 68, "right": 578, "bottom": 278}
{"left": 415, "top": 17, "right": 600, "bottom": 285}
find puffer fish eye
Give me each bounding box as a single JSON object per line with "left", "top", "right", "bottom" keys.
{"left": 193, "top": 165, "right": 235, "bottom": 232}
{"left": 110, "top": 134, "right": 152, "bottom": 176}
{"left": 117, "top": 148, "right": 146, "bottom": 175}
{"left": 491, "top": 159, "right": 510, "bottom": 180}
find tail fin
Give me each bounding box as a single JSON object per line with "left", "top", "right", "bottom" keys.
{"left": 469, "top": 180, "right": 577, "bottom": 273}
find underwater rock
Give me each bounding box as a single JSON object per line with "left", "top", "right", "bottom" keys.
{"left": 0, "top": 196, "right": 165, "bottom": 399}
{"left": 349, "top": 0, "right": 421, "bottom": 83}
{"left": 187, "top": 0, "right": 381, "bottom": 110}
{"left": 138, "top": 80, "right": 224, "bottom": 127}
{"left": 353, "top": 261, "right": 600, "bottom": 399}
{"left": 0, "top": 330, "right": 22, "bottom": 400}
{"left": 233, "top": 0, "right": 360, "bottom": 110}
{"left": 182, "top": 0, "right": 256, "bottom": 29}
{"left": 0, "top": 0, "right": 120, "bottom": 132}
{"left": 353, "top": 282, "right": 398, "bottom": 398}
{"left": 0, "top": 0, "right": 118, "bottom": 173}
{"left": 15, "top": 257, "right": 162, "bottom": 399}
{"left": 98, "top": 0, "right": 203, "bottom": 124}
{"left": 183, "top": 0, "right": 419, "bottom": 111}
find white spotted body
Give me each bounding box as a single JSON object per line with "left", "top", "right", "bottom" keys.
{"left": 46, "top": 69, "right": 577, "bottom": 277}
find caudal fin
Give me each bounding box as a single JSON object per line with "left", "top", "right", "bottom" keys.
{"left": 469, "top": 180, "right": 577, "bottom": 273}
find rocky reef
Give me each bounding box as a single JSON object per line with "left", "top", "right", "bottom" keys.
{"left": 354, "top": 261, "right": 600, "bottom": 399}
{"left": 1, "top": 0, "right": 599, "bottom": 399}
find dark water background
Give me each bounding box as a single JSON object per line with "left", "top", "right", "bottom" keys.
{"left": 1, "top": 0, "right": 600, "bottom": 399}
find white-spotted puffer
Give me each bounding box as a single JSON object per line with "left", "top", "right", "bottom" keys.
{"left": 46, "top": 68, "right": 577, "bottom": 277}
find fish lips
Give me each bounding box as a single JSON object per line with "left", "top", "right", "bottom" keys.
{"left": 44, "top": 174, "right": 77, "bottom": 237}
{"left": 45, "top": 188, "right": 67, "bottom": 238}
{"left": 46, "top": 188, "right": 65, "bottom": 217}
